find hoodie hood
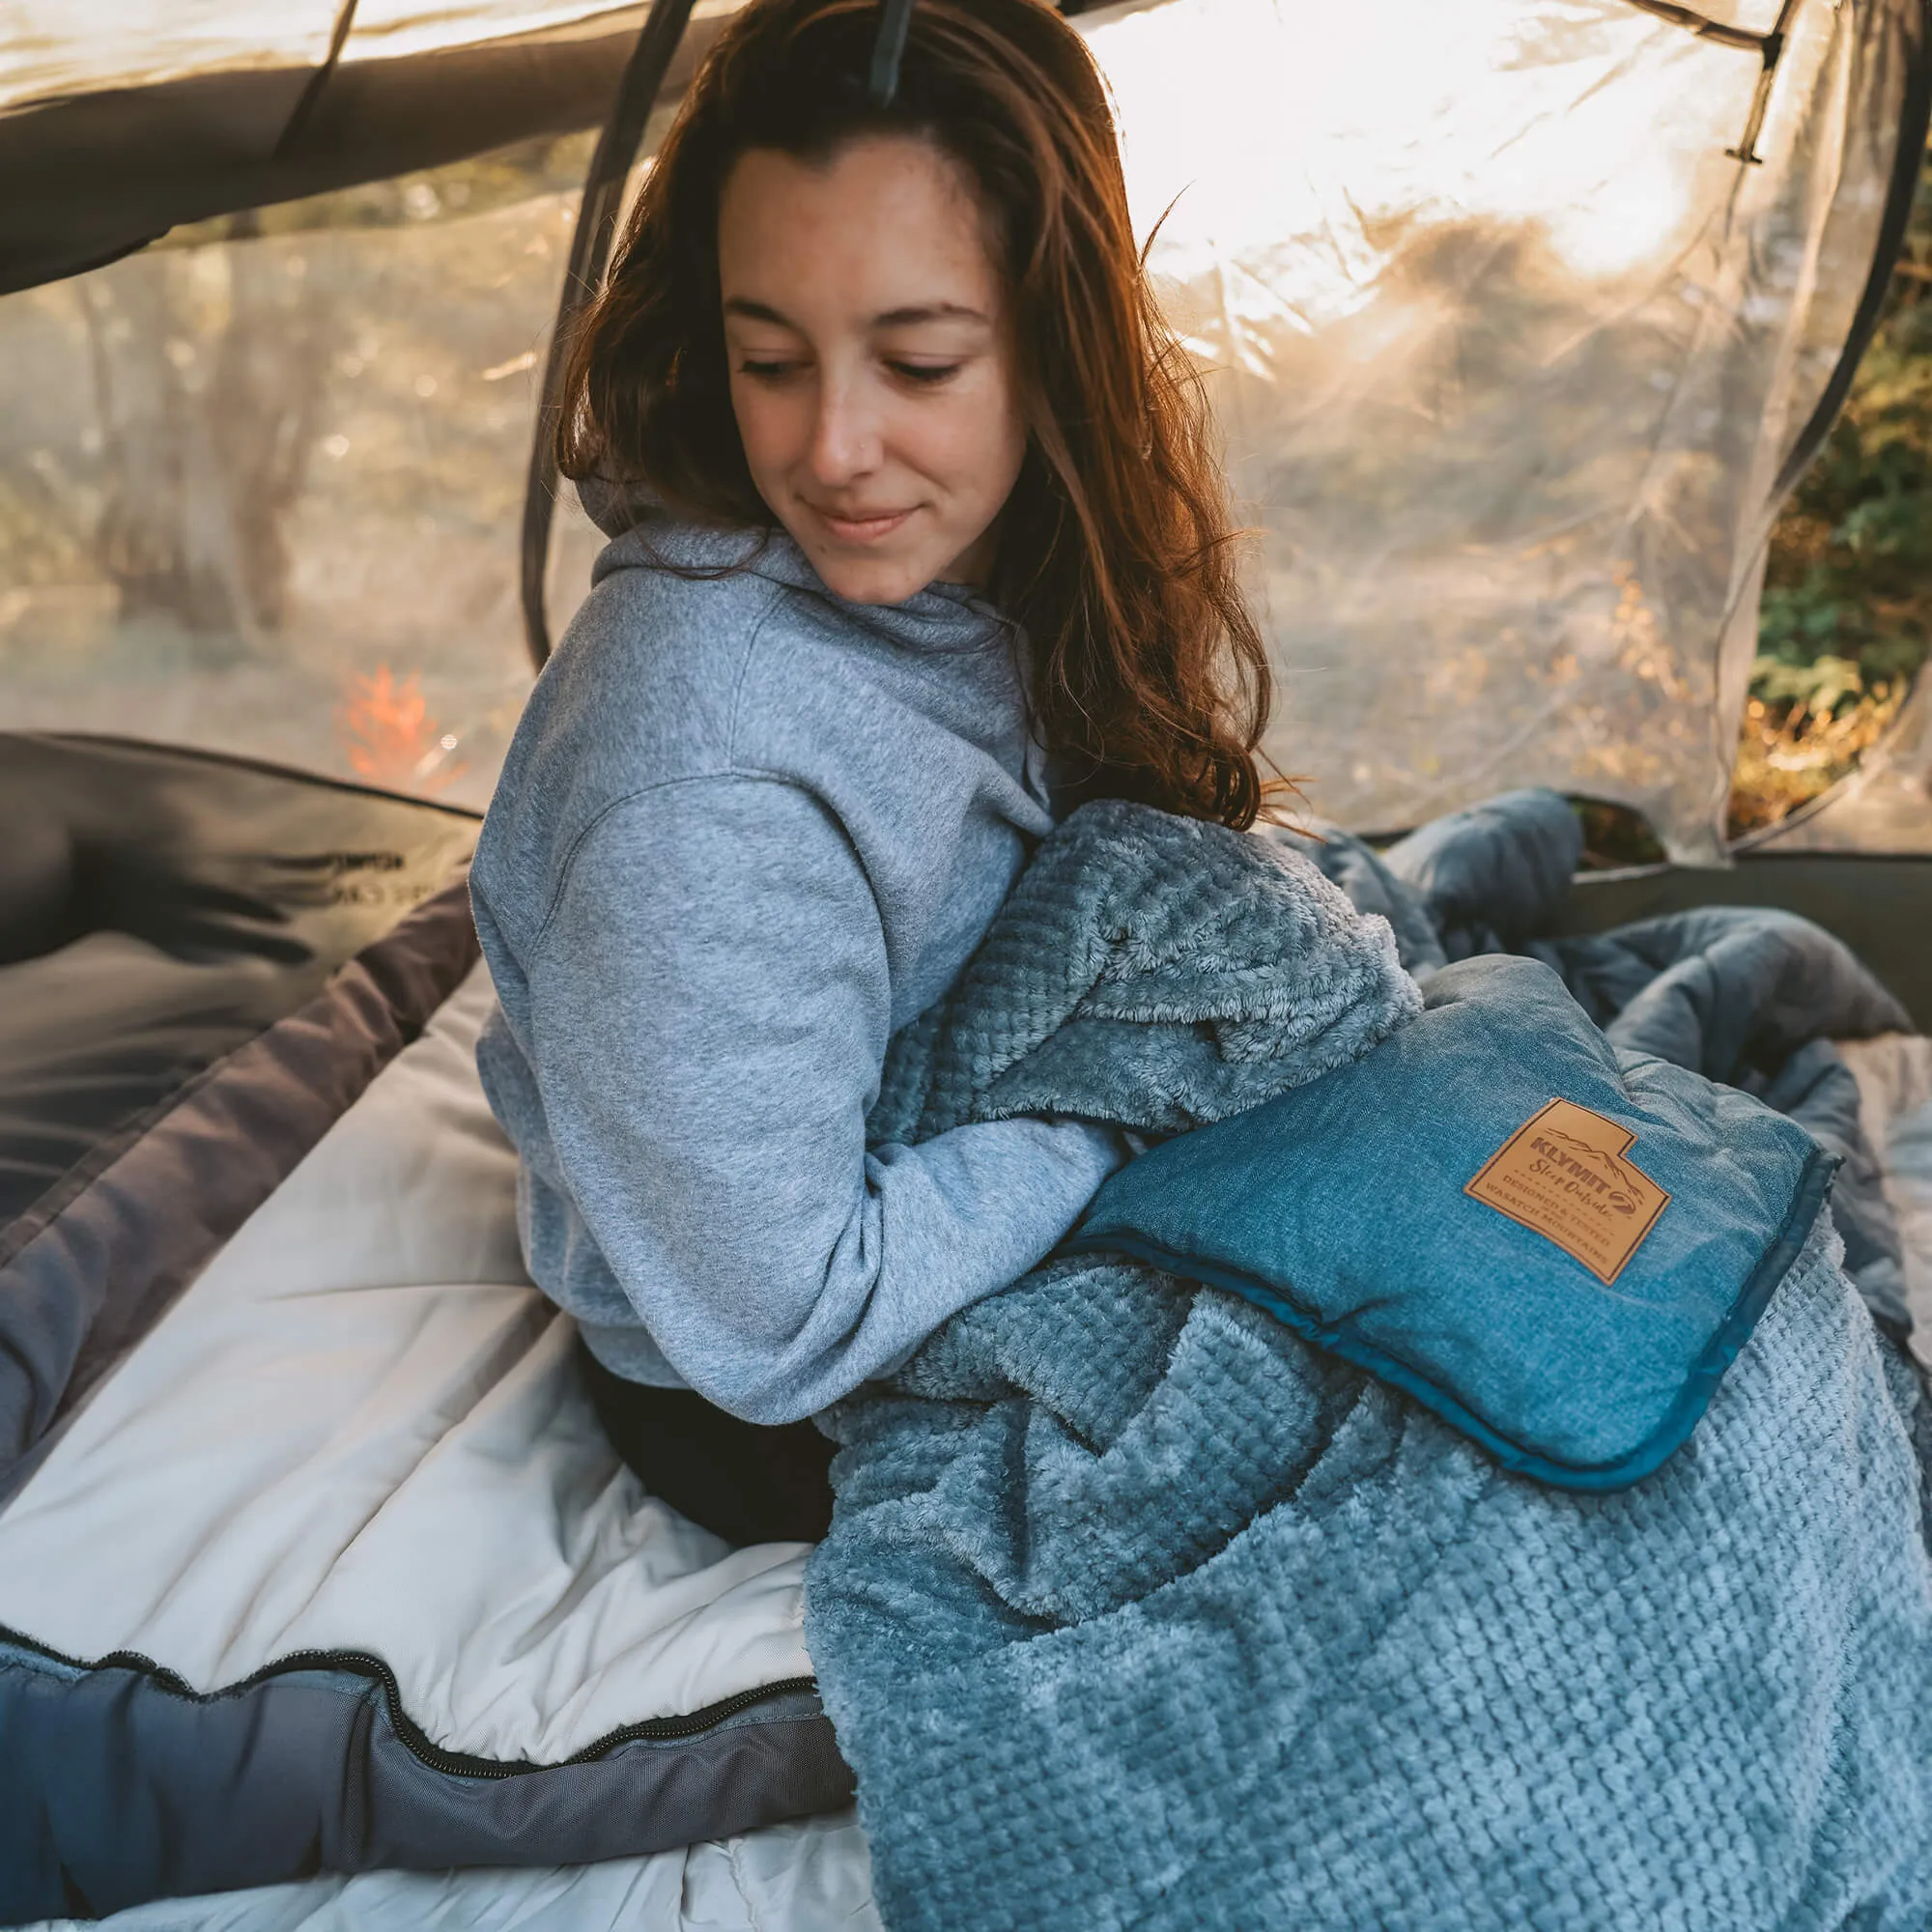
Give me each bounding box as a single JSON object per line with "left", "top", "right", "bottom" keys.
{"left": 573, "top": 475, "right": 1006, "bottom": 634}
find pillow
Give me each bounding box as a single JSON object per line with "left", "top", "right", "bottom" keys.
{"left": 1069, "top": 953, "right": 1835, "bottom": 1491}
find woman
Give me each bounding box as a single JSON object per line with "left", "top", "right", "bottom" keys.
{"left": 470, "top": 0, "right": 1274, "bottom": 1545}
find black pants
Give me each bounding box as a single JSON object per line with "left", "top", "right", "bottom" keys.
{"left": 580, "top": 1345, "right": 836, "bottom": 1546}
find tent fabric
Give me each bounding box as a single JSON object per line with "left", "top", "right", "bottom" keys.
{"left": 1106, "top": 0, "right": 1927, "bottom": 859}
{"left": 0, "top": 0, "right": 652, "bottom": 109}
{"left": 1, "top": 0, "right": 1924, "bottom": 853}
{"left": 0, "top": 963, "right": 855, "bottom": 1921}
{"left": 0, "top": 734, "right": 479, "bottom": 1275}
{"left": 0, "top": 4, "right": 725, "bottom": 295}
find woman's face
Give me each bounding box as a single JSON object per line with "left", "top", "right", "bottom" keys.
{"left": 718, "top": 134, "right": 1027, "bottom": 606}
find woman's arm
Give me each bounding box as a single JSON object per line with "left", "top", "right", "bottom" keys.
{"left": 521, "top": 773, "right": 1122, "bottom": 1423}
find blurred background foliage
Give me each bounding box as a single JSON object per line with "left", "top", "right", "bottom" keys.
{"left": 0, "top": 133, "right": 601, "bottom": 805}
{"left": 1729, "top": 134, "right": 1932, "bottom": 838}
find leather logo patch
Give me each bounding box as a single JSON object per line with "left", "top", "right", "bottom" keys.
{"left": 1465, "top": 1098, "right": 1670, "bottom": 1285}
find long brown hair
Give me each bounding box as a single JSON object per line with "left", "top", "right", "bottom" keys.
{"left": 558, "top": 0, "right": 1277, "bottom": 828}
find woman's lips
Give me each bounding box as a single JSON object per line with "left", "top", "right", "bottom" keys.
{"left": 810, "top": 502, "right": 915, "bottom": 545}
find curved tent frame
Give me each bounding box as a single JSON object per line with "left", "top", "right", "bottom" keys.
{"left": 0, "top": 2, "right": 737, "bottom": 296}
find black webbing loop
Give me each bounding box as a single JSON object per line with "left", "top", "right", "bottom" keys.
{"left": 519, "top": 0, "right": 697, "bottom": 669}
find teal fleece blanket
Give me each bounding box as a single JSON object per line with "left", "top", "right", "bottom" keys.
{"left": 1071, "top": 952, "right": 1838, "bottom": 1489}
{"left": 805, "top": 800, "right": 1932, "bottom": 1931}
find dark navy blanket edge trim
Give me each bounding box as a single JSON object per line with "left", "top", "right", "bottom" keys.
{"left": 0, "top": 1634, "right": 854, "bottom": 1919}
{"left": 0, "top": 1624, "right": 822, "bottom": 1776}
{"left": 1065, "top": 1144, "right": 1839, "bottom": 1492}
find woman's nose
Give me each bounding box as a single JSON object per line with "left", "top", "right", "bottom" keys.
{"left": 808, "top": 377, "right": 882, "bottom": 486}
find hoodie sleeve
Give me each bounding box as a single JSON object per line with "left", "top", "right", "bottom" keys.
{"left": 517, "top": 773, "right": 1123, "bottom": 1423}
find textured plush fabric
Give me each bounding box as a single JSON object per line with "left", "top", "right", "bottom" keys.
{"left": 1272, "top": 795, "right": 1916, "bottom": 1332}
{"left": 864, "top": 800, "right": 1420, "bottom": 1148}
{"left": 1074, "top": 952, "right": 1834, "bottom": 1486}
{"left": 806, "top": 797, "right": 1932, "bottom": 1932}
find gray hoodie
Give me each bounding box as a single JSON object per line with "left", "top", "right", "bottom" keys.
{"left": 470, "top": 500, "right": 1123, "bottom": 1424}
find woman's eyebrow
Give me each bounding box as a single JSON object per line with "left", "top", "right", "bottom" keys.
{"left": 722, "top": 297, "right": 990, "bottom": 327}
{"left": 722, "top": 298, "right": 797, "bottom": 326}
{"left": 873, "top": 302, "right": 989, "bottom": 327}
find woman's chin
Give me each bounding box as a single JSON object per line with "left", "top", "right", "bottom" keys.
{"left": 807, "top": 547, "right": 937, "bottom": 609}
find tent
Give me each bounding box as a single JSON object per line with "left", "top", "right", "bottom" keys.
{"left": 2, "top": 1, "right": 1931, "bottom": 1923}
{"left": 3, "top": 0, "right": 1928, "bottom": 1007}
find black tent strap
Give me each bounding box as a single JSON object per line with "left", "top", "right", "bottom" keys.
{"left": 1725, "top": 0, "right": 1804, "bottom": 165}
{"left": 520, "top": 0, "right": 697, "bottom": 669}
{"left": 272, "top": 0, "right": 361, "bottom": 162}
{"left": 1619, "top": 0, "right": 1778, "bottom": 55}
{"left": 1621, "top": 0, "right": 1803, "bottom": 165}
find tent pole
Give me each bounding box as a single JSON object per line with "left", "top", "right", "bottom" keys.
{"left": 272, "top": 0, "right": 362, "bottom": 161}
{"left": 1770, "top": 0, "right": 1932, "bottom": 499}
{"left": 519, "top": 0, "right": 697, "bottom": 671}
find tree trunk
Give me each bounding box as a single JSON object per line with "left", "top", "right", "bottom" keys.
{"left": 81, "top": 221, "right": 332, "bottom": 646}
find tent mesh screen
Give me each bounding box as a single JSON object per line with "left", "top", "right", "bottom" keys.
{"left": 0, "top": 0, "right": 1918, "bottom": 851}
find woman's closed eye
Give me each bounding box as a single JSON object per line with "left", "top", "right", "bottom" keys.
{"left": 888, "top": 359, "right": 964, "bottom": 387}
{"left": 735, "top": 355, "right": 963, "bottom": 386}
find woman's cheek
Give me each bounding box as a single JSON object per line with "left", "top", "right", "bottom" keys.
{"left": 955, "top": 366, "right": 1027, "bottom": 498}
{"left": 927, "top": 397, "right": 1019, "bottom": 506}
{"left": 729, "top": 380, "right": 798, "bottom": 483}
